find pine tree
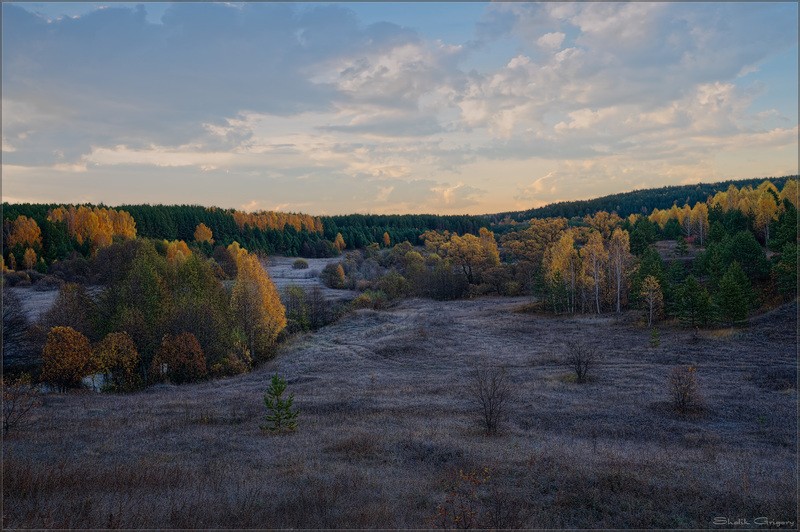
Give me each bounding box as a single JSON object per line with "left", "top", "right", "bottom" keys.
{"left": 262, "top": 374, "right": 298, "bottom": 433}
{"left": 675, "top": 235, "right": 689, "bottom": 256}
{"left": 715, "top": 262, "right": 751, "bottom": 325}
{"left": 678, "top": 275, "right": 713, "bottom": 328}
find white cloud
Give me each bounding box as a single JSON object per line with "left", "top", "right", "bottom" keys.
{"left": 536, "top": 31, "right": 565, "bottom": 50}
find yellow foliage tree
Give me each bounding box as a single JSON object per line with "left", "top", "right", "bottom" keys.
{"left": 93, "top": 332, "right": 141, "bottom": 391}
{"left": 164, "top": 240, "right": 192, "bottom": 266}
{"left": 333, "top": 233, "right": 346, "bottom": 252}
{"left": 754, "top": 191, "right": 778, "bottom": 246}
{"left": 580, "top": 231, "right": 607, "bottom": 314}
{"left": 608, "top": 228, "right": 631, "bottom": 313}
{"left": 690, "top": 202, "right": 709, "bottom": 246}
{"left": 422, "top": 228, "right": 500, "bottom": 285}
{"left": 23, "top": 248, "right": 37, "bottom": 270}
{"left": 779, "top": 179, "right": 798, "bottom": 208}
{"left": 640, "top": 275, "right": 663, "bottom": 327}
{"left": 231, "top": 251, "right": 287, "bottom": 358}
{"left": 584, "top": 211, "right": 622, "bottom": 240}
{"left": 194, "top": 223, "right": 214, "bottom": 244}
{"left": 544, "top": 230, "right": 580, "bottom": 313}
{"left": 383, "top": 231, "right": 391, "bottom": 247}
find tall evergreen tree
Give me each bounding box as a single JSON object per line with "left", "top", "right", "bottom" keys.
{"left": 678, "top": 275, "right": 713, "bottom": 328}
{"left": 715, "top": 262, "right": 751, "bottom": 325}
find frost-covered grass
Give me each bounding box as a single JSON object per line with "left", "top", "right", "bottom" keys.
{"left": 4, "top": 298, "right": 796, "bottom": 528}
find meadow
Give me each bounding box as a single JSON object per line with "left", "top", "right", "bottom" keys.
{"left": 4, "top": 295, "right": 796, "bottom": 528}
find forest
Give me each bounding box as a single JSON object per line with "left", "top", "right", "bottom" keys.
{"left": 2, "top": 176, "right": 797, "bottom": 528}
{"left": 2, "top": 176, "right": 796, "bottom": 387}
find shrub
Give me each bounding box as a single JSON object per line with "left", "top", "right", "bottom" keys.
{"left": 40, "top": 282, "right": 96, "bottom": 340}
{"left": 351, "top": 290, "right": 389, "bottom": 310}
{"left": 432, "top": 467, "right": 528, "bottom": 529}
{"left": 262, "top": 374, "right": 298, "bottom": 433}
{"left": 649, "top": 328, "right": 660, "bottom": 348}
{"left": 150, "top": 332, "right": 207, "bottom": 384}
{"left": 375, "top": 271, "right": 411, "bottom": 300}
{"left": 2, "top": 374, "right": 41, "bottom": 434}
{"left": 33, "top": 275, "right": 64, "bottom": 291}
{"left": 41, "top": 326, "right": 92, "bottom": 392}
{"left": 564, "top": 340, "right": 596, "bottom": 383}
{"left": 669, "top": 365, "right": 703, "bottom": 414}
{"left": 320, "top": 263, "right": 346, "bottom": 289}
{"left": 292, "top": 258, "right": 309, "bottom": 270}
{"left": 470, "top": 358, "right": 510, "bottom": 436}
{"left": 93, "top": 332, "right": 141, "bottom": 392}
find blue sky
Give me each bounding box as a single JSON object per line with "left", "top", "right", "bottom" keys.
{"left": 2, "top": 2, "right": 798, "bottom": 215}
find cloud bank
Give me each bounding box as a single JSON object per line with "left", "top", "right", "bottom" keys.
{"left": 2, "top": 2, "right": 797, "bottom": 214}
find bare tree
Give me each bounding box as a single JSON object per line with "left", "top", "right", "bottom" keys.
{"left": 2, "top": 374, "right": 41, "bottom": 435}
{"left": 470, "top": 358, "right": 510, "bottom": 436}
{"left": 669, "top": 365, "right": 703, "bottom": 414}
{"left": 2, "top": 287, "right": 35, "bottom": 369}
{"left": 564, "top": 340, "right": 597, "bottom": 384}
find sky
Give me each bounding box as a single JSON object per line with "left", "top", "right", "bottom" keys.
{"left": 2, "top": 2, "right": 798, "bottom": 215}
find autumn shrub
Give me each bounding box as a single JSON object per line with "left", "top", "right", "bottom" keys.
{"left": 470, "top": 359, "right": 510, "bottom": 436}
{"left": 292, "top": 258, "right": 309, "bottom": 270}
{"left": 351, "top": 290, "right": 389, "bottom": 310}
{"left": 150, "top": 332, "right": 207, "bottom": 384}
{"left": 564, "top": 340, "right": 597, "bottom": 384}
{"left": 93, "top": 332, "right": 141, "bottom": 392}
{"left": 669, "top": 365, "right": 704, "bottom": 415}
{"left": 2, "top": 374, "right": 41, "bottom": 434}
{"left": 41, "top": 326, "right": 92, "bottom": 392}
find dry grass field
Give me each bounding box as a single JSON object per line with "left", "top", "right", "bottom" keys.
{"left": 3, "top": 296, "right": 797, "bottom": 528}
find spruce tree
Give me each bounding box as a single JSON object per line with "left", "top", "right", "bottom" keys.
{"left": 715, "top": 262, "right": 751, "bottom": 325}
{"left": 262, "top": 374, "right": 298, "bottom": 433}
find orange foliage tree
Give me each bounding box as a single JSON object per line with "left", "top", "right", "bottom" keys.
{"left": 194, "top": 222, "right": 214, "bottom": 244}
{"left": 150, "top": 332, "right": 207, "bottom": 384}
{"left": 231, "top": 250, "right": 287, "bottom": 358}
{"left": 41, "top": 326, "right": 92, "bottom": 392}
{"left": 48, "top": 205, "right": 136, "bottom": 252}
{"left": 231, "top": 209, "right": 322, "bottom": 233}
{"left": 7, "top": 215, "right": 42, "bottom": 249}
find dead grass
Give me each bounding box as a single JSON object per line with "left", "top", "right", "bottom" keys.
{"left": 3, "top": 297, "right": 797, "bottom": 528}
